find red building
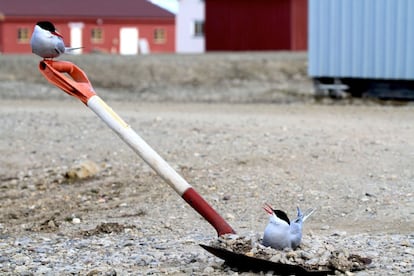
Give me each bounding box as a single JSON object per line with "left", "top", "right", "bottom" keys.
{"left": 0, "top": 0, "right": 175, "bottom": 54}
{"left": 205, "top": 0, "right": 307, "bottom": 51}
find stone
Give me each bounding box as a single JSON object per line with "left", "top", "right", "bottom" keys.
{"left": 65, "top": 160, "right": 100, "bottom": 180}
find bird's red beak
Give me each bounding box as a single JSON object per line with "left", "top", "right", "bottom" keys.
{"left": 263, "top": 203, "right": 274, "bottom": 215}
{"left": 52, "top": 31, "right": 63, "bottom": 38}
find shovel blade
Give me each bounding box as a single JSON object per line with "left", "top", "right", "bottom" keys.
{"left": 200, "top": 244, "right": 333, "bottom": 275}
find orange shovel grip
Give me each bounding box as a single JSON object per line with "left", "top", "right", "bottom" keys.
{"left": 39, "top": 60, "right": 96, "bottom": 104}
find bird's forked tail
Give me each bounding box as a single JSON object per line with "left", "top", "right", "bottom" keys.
{"left": 65, "top": 47, "right": 84, "bottom": 54}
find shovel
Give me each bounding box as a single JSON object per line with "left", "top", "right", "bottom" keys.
{"left": 38, "top": 60, "right": 234, "bottom": 236}
{"left": 38, "top": 60, "right": 333, "bottom": 275}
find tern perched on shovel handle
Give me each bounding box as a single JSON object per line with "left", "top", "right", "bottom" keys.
{"left": 39, "top": 60, "right": 235, "bottom": 237}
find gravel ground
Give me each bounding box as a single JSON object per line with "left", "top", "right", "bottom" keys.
{"left": 0, "top": 54, "right": 413, "bottom": 275}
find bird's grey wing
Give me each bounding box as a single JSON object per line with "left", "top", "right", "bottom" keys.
{"left": 55, "top": 39, "right": 66, "bottom": 54}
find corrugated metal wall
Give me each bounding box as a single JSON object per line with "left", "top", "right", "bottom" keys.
{"left": 309, "top": 0, "right": 414, "bottom": 80}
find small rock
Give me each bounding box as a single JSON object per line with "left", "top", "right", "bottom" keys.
{"left": 245, "top": 251, "right": 254, "bottom": 257}
{"left": 332, "top": 231, "right": 347, "bottom": 237}
{"left": 325, "top": 243, "right": 335, "bottom": 252}
{"left": 203, "top": 266, "right": 214, "bottom": 274}
{"left": 398, "top": 261, "right": 408, "bottom": 267}
{"left": 65, "top": 160, "right": 100, "bottom": 180}
{"left": 72, "top": 218, "right": 81, "bottom": 224}
{"left": 321, "top": 225, "right": 330, "bottom": 230}
{"left": 86, "top": 270, "right": 100, "bottom": 276}
{"left": 19, "top": 272, "right": 33, "bottom": 276}
{"left": 48, "top": 219, "right": 57, "bottom": 228}
{"left": 222, "top": 195, "right": 231, "bottom": 201}
{"left": 400, "top": 240, "right": 411, "bottom": 247}
{"left": 270, "top": 254, "right": 282, "bottom": 263}
{"left": 286, "top": 251, "right": 297, "bottom": 259}
{"left": 154, "top": 116, "right": 162, "bottom": 122}
{"left": 104, "top": 269, "right": 117, "bottom": 276}
{"left": 225, "top": 213, "right": 235, "bottom": 220}
{"left": 404, "top": 248, "right": 414, "bottom": 255}
{"left": 300, "top": 251, "right": 312, "bottom": 260}
{"left": 305, "top": 257, "right": 320, "bottom": 266}
{"left": 13, "top": 253, "right": 31, "bottom": 266}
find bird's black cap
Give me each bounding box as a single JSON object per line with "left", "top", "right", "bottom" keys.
{"left": 36, "top": 21, "right": 56, "bottom": 32}
{"left": 274, "top": 210, "right": 290, "bottom": 225}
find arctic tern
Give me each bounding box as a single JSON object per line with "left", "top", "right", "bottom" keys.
{"left": 30, "top": 21, "right": 82, "bottom": 59}
{"left": 262, "top": 203, "right": 315, "bottom": 250}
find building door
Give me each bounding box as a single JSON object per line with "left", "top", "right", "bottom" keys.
{"left": 68, "top": 22, "right": 84, "bottom": 54}
{"left": 120, "top": 28, "right": 139, "bottom": 55}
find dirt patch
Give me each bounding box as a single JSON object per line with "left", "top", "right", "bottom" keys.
{"left": 80, "top": 222, "right": 137, "bottom": 237}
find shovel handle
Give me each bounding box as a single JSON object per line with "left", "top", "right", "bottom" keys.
{"left": 39, "top": 60, "right": 235, "bottom": 236}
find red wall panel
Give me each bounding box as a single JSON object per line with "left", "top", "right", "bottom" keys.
{"left": 0, "top": 23, "right": 4, "bottom": 52}
{"left": 1, "top": 22, "right": 33, "bottom": 53}
{"left": 290, "top": 0, "right": 307, "bottom": 50}
{"left": 206, "top": 0, "right": 308, "bottom": 51}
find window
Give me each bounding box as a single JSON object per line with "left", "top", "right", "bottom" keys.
{"left": 17, "top": 28, "right": 30, "bottom": 43}
{"left": 91, "top": 28, "right": 103, "bottom": 43}
{"left": 154, "top": 28, "right": 166, "bottom": 44}
{"left": 193, "top": 21, "right": 204, "bottom": 37}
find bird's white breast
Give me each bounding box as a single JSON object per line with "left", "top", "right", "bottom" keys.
{"left": 262, "top": 217, "right": 291, "bottom": 250}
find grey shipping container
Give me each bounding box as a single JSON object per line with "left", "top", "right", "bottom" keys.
{"left": 308, "top": 0, "right": 414, "bottom": 99}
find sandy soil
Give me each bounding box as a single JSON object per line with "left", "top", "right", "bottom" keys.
{"left": 1, "top": 99, "right": 412, "bottom": 234}
{"left": 0, "top": 53, "right": 413, "bottom": 274}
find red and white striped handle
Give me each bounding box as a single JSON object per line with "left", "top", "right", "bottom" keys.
{"left": 39, "top": 60, "right": 235, "bottom": 236}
